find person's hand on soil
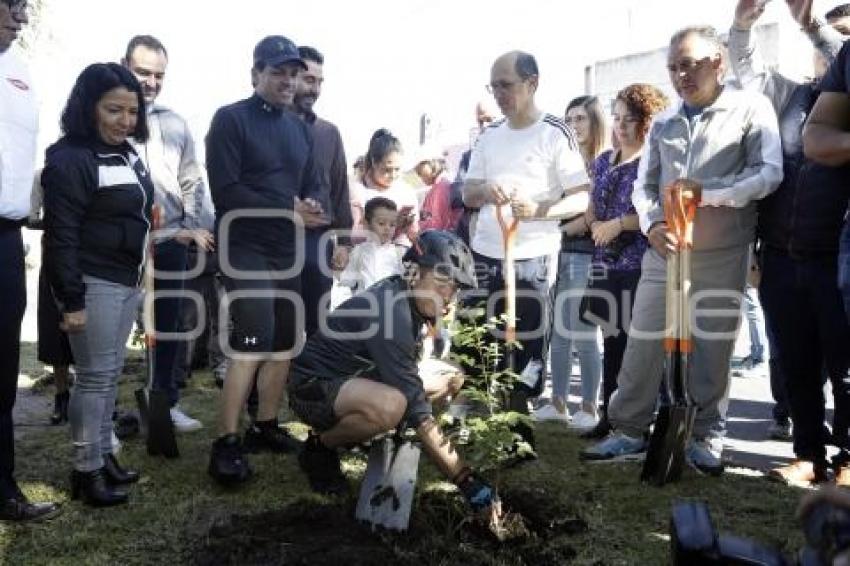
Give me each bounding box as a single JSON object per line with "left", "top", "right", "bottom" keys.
{"left": 60, "top": 309, "right": 87, "bottom": 333}
{"left": 590, "top": 218, "right": 622, "bottom": 247}
{"left": 648, "top": 221, "right": 679, "bottom": 257}
{"left": 456, "top": 468, "right": 497, "bottom": 512}
{"left": 734, "top": 0, "right": 767, "bottom": 29}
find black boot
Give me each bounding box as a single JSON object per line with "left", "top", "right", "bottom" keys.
{"left": 244, "top": 419, "right": 303, "bottom": 454}
{"left": 103, "top": 453, "right": 139, "bottom": 485}
{"left": 299, "top": 433, "right": 348, "bottom": 495}
{"left": 209, "top": 434, "right": 252, "bottom": 486}
{"left": 50, "top": 391, "right": 70, "bottom": 425}
{"left": 70, "top": 468, "right": 128, "bottom": 507}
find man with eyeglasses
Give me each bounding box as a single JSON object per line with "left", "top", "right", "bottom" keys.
{"left": 581, "top": 26, "right": 782, "bottom": 474}
{"left": 462, "top": 51, "right": 590, "bottom": 449}
{"left": 0, "top": 0, "right": 61, "bottom": 521}
{"left": 730, "top": 0, "right": 850, "bottom": 486}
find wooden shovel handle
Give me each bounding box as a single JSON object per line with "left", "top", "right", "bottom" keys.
{"left": 662, "top": 179, "right": 701, "bottom": 250}
{"left": 495, "top": 205, "right": 519, "bottom": 344}
{"left": 142, "top": 204, "right": 162, "bottom": 348}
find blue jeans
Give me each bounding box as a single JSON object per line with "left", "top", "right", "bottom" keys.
{"left": 549, "top": 252, "right": 600, "bottom": 404}
{"left": 840, "top": 221, "right": 850, "bottom": 323}
{"left": 68, "top": 276, "right": 141, "bottom": 472}
{"left": 744, "top": 286, "right": 765, "bottom": 362}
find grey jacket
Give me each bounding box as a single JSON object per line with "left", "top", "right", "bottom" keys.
{"left": 134, "top": 104, "right": 207, "bottom": 239}
{"left": 633, "top": 87, "right": 783, "bottom": 251}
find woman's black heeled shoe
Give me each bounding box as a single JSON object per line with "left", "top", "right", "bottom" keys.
{"left": 70, "top": 468, "right": 128, "bottom": 507}
{"left": 103, "top": 453, "right": 139, "bottom": 485}
{"left": 49, "top": 391, "right": 70, "bottom": 425}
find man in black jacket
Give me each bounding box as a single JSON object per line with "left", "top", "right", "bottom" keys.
{"left": 291, "top": 45, "right": 353, "bottom": 337}
{"left": 206, "top": 35, "right": 328, "bottom": 485}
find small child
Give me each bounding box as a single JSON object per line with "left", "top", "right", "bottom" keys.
{"left": 339, "top": 197, "right": 405, "bottom": 293}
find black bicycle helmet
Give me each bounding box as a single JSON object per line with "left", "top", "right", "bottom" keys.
{"left": 403, "top": 230, "right": 477, "bottom": 289}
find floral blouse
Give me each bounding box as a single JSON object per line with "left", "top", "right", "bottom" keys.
{"left": 590, "top": 149, "right": 648, "bottom": 271}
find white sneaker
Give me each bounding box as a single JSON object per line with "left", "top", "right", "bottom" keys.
{"left": 532, "top": 404, "right": 570, "bottom": 423}
{"left": 170, "top": 406, "right": 203, "bottom": 432}
{"left": 569, "top": 410, "right": 599, "bottom": 431}
{"left": 111, "top": 430, "right": 121, "bottom": 455}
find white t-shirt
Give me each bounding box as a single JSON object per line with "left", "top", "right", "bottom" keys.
{"left": 0, "top": 49, "right": 38, "bottom": 221}
{"left": 339, "top": 240, "right": 405, "bottom": 291}
{"left": 466, "top": 114, "right": 588, "bottom": 259}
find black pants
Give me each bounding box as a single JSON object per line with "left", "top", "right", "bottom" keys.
{"left": 302, "top": 229, "right": 333, "bottom": 338}
{"left": 0, "top": 224, "right": 26, "bottom": 498}
{"left": 152, "top": 239, "right": 188, "bottom": 407}
{"left": 459, "top": 251, "right": 554, "bottom": 396}
{"left": 175, "top": 247, "right": 225, "bottom": 381}
{"left": 759, "top": 248, "right": 850, "bottom": 465}
{"left": 600, "top": 268, "right": 641, "bottom": 412}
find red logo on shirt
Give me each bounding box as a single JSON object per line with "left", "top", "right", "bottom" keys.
{"left": 6, "top": 78, "right": 29, "bottom": 91}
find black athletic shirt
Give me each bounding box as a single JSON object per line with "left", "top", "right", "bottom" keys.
{"left": 291, "top": 276, "right": 432, "bottom": 429}
{"left": 206, "top": 94, "right": 326, "bottom": 255}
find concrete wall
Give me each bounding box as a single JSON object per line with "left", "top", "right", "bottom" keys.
{"left": 587, "top": 22, "right": 799, "bottom": 111}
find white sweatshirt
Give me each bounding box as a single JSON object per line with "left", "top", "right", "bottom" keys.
{"left": 0, "top": 49, "right": 38, "bottom": 221}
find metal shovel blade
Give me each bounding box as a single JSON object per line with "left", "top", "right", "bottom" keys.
{"left": 355, "top": 436, "right": 420, "bottom": 531}
{"left": 641, "top": 404, "right": 696, "bottom": 486}
{"left": 146, "top": 389, "right": 179, "bottom": 458}
{"left": 134, "top": 386, "right": 150, "bottom": 434}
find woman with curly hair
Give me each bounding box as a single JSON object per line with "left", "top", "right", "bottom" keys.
{"left": 578, "top": 83, "right": 669, "bottom": 439}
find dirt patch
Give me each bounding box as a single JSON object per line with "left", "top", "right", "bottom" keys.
{"left": 191, "top": 486, "right": 586, "bottom": 566}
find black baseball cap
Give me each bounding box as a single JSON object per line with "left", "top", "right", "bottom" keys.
{"left": 253, "top": 35, "right": 306, "bottom": 70}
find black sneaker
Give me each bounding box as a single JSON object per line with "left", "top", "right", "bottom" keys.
{"left": 244, "top": 420, "right": 303, "bottom": 454}
{"left": 208, "top": 434, "right": 253, "bottom": 486}
{"left": 299, "top": 433, "right": 348, "bottom": 495}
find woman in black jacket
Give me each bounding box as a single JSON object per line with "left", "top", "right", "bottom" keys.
{"left": 42, "top": 63, "right": 152, "bottom": 507}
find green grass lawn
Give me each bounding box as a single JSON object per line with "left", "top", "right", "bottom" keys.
{"left": 0, "top": 353, "right": 807, "bottom": 565}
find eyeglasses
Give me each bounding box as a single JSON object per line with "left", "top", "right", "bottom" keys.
{"left": 667, "top": 56, "right": 712, "bottom": 75}
{"left": 486, "top": 80, "right": 520, "bottom": 94}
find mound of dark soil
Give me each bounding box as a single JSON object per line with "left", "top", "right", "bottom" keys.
{"left": 192, "top": 485, "right": 586, "bottom": 566}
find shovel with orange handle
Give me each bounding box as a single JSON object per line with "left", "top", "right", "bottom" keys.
{"left": 641, "top": 179, "right": 701, "bottom": 486}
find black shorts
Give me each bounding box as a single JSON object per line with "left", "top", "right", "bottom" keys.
{"left": 37, "top": 264, "right": 74, "bottom": 366}
{"left": 220, "top": 246, "right": 303, "bottom": 354}
{"left": 287, "top": 372, "right": 347, "bottom": 432}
